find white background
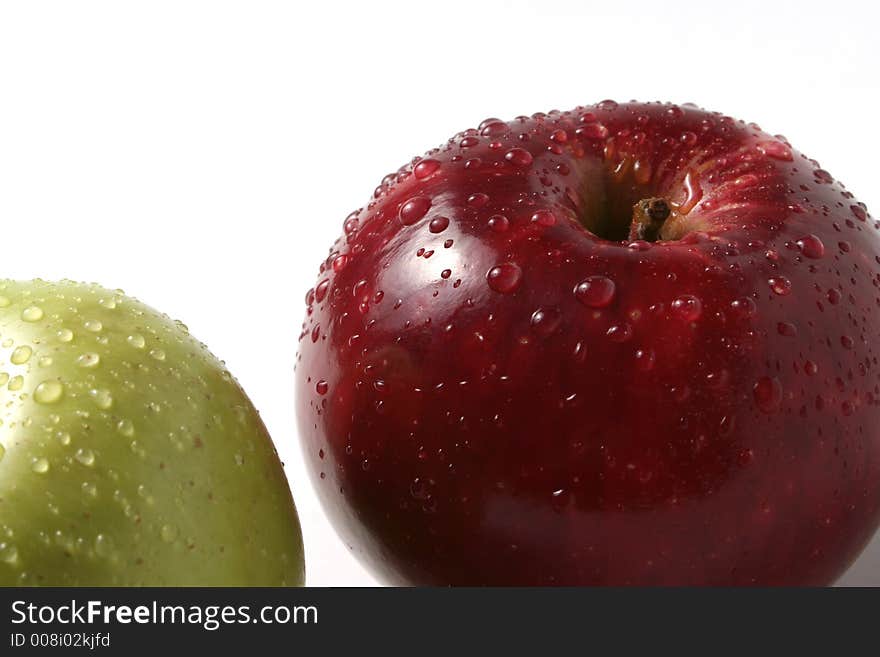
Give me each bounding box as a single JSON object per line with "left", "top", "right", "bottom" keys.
{"left": 1, "top": 0, "right": 878, "bottom": 585}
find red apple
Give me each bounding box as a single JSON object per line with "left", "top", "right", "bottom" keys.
{"left": 296, "top": 101, "right": 880, "bottom": 585}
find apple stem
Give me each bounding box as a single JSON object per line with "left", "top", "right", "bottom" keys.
{"left": 629, "top": 198, "right": 672, "bottom": 242}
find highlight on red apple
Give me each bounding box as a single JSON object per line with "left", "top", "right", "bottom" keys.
{"left": 296, "top": 100, "right": 879, "bottom": 585}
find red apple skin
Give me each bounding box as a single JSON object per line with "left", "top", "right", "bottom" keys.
{"left": 296, "top": 101, "right": 880, "bottom": 585}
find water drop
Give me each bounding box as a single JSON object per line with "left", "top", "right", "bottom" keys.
{"left": 530, "top": 209, "right": 556, "bottom": 226}
{"left": 89, "top": 388, "right": 113, "bottom": 410}
{"left": 21, "top": 306, "right": 43, "bottom": 322}
{"left": 429, "top": 216, "right": 450, "bottom": 233}
{"left": 486, "top": 263, "right": 523, "bottom": 294}
{"left": 730, "top": 297, "right": 757, "bottom": 318}
{"left": 32, "top": 458, "right": 50, "bottom": 474}
{"left": 150, "top": 348, "right": 166, "bottom": 362}
{"left": 777, "top": 322, "right": 797, "bottom": 337}
{"left": 814, "top": 169, "right": 833, "bottom": 184}
{"left": 606, "top": 323, "right": 633, "bottom": 343}
{"left": 0, "top": 543, "right": 19, "bottom": 565}
{"left": 530, "top": 307, "right": 562, "bottom": 336}
{"left": 8, "top": 375, "right": 23, "bottom": 391}
{"left": 479, "top": 120, "right": 507, "bottom": 137}
{"left": 504, "top": 147, "right": 533, "bottom": 167}
{"left": 57, "top": 328, "right": 74, "bottom": 343}
{"left": 670, "top": 295, "right": 702, "bottom": 321}
{"left": 574, "top": 276, "right": 616, "bottom": 308}
{"left": 310, "top": 281, "right": 330, "bottom": 306}
{"left": 75, "top": 448, "right": 96, "bottom": 467}
{"left": 488, "top": 215, "right": 509, "bottom": 232}
{"left": 796, "top": 234, "right": 825, "bottom": 259}
{"left": 127, "top": 333, "right": 146, "bottom": 349}
{"left": 467, "top": 193, "right": 489, "bottom": 208}
{"left": 34, "top": 380, "right": 64, "bottom": 404}
{"left": 84, "top": 319, "right": 103, "bottom": 332}
{"left": 76, "top": 352, "right": 101, "bottom": 368}
{"left": 758, "top": 140, "right": 793, "bottom": 161}
{"left": 769, "top": 277, "right": 792, "bottom": 296}
{"left": 753, "top": 376, "right": 783, "bottom": 413}
{"left": 117, "top": 418, "right": 135, "bottom": 437}
{"left": 634, "top": 348, "right": 656, "bottom": 371}
{"left": 316, "top": 380, "right": 329, "bottom": 395}
{"left": 414, "top": 159, "right": 441, "bottom": 180}
{"left": 575, "top": 123, "right": 608, "bottom": 139}
{"left": 399, "top": 196, "right": 432, "bottom": 225}
{"left": 10, "top": 345, "right": 32, "bottom": 365}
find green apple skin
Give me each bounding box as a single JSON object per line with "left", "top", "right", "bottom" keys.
{"left": 0, "top": 280, "right": 304, "bottom": 586}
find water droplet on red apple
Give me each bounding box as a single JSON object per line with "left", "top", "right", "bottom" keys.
{"left": 758, "top": 140, "right": 793, "bottom": 161}
{"left": 576, "top": 122, "right": 610, "bottom": 140}
{"left": 486, "top": 263, "right": 523, "bottom": 294}
{"left": 804, "top": 360, "right": 819, "bottom": 376}
{"left": 316, "top": 380, "right": 329, "bottom": 395}
{"left": 850, "top": 205, "right": 867, "bottom": 222}
{"left": 467, "top": 193, "right": 489, "bottom": 208}
{"left": 488, "top": 215, "right": 510, "bottom": 232}
{"left": 597, "top": 99, "right": 618, "bottom": 110}
{"left": 530, "top": 209, "right": 556, "bottom": 226}
{"left": 549, "top": 129, "right": 568, "bottom": 143}
{"left": 753, "top": 376, "right": 783, "bottom": 413}
{"left": 413, "top": 159, "right": 441, "bottom": 180}
{"left": 814, "top": 169, "right": 833, "bottom": 184}
{"left": 574, "top": 276, "right": 616, "bottom": 308}
{"left": 730, "top": 297, "right": 757, "bottom": 318}
{"left": 429, "top": 216, "right": 450, "bottom": 233}
{"left": 480, "top": 120, "right": 508, "bottom": 137}
{"left": 797, "top": 234, "right": 825, "bottom": 259}
{"left": 606, "top": 323, "right": 632, "bottom": 343}
{"left": 315, "top": 279, "right": 330, "bottom": 303}
{"left": 671, "top": 295, "right": 702, "bottom": 321}
{"left": 504, "top": 147, "right": 533, "bottom": 167}
{"left": 777, "top": 322, "right": 797, "bottom": 337}
{"left": 530, "top": 307, "right": 562, "bottom": 336}
{"left": 634, "top": 348, "right": 655, "bottom": 371}
{"left": 399, "top": 196, "right": 432, "bottom": 225}
{"left": 769, "top": 276, "right": 792, "bottom": 296}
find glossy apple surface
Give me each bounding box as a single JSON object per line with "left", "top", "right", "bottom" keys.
{"left": 297, "top": 101, "right": 879, "bottom": 585}
{"left": 0, "top": 280, "right": 304, "bottom": 585}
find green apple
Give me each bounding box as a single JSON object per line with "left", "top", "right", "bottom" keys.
{"left": 0, "top": 280, "right": 304, "bottom": 585}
